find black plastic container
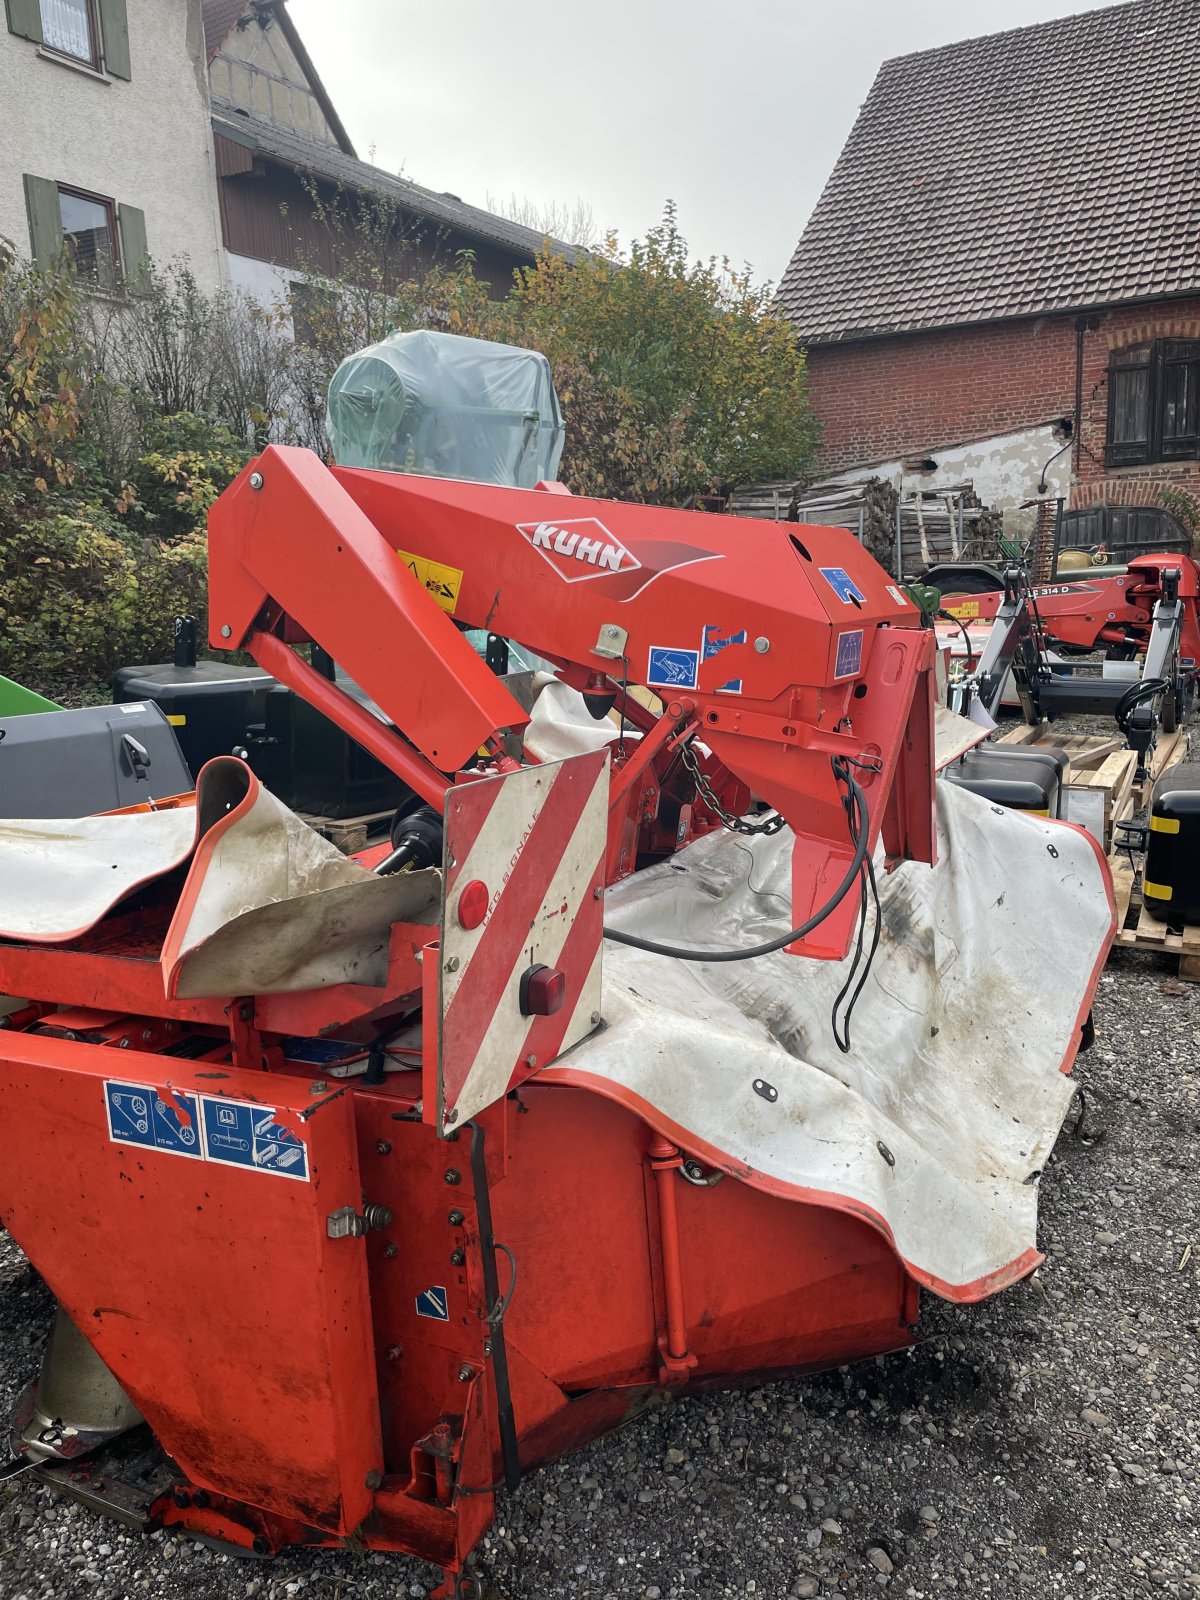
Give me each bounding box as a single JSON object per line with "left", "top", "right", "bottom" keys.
{"left": 942, "top": 745, "right": 1068, "bottom": 819}
{"left": 1144, "top": 762, "right": 1200, "bottom": 925}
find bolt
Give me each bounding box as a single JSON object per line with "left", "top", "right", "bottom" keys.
{"left": 590, "top": 1011, "right": 601, "bottom": 1025}
{"left": 447, "top": 1208, "right": 464, "bottom": 1226}
{"left": 525, "top": 1054, "right": 537, "bottom": 1068}
{"left": 376, "top": 1140, "right": 392, "bottom": 1156}
{"left": 220, "top": 624, "right": 232, "bottom": 638}
{"left": 444, "top": 1169, "right": 462, "bottom": 1186}
{"left": 192, "top": 1489, "right": 210, "bottom": 1508}
{"left": 310, "top": 1080, "right": 328, "bottom": 1095}
{"left": 238, "top": 1001, "right": 254, "bottom": 1022}
{"left": 457, "top": 1364, "right": 474, "bottom": 1382}
{"left": 482, "top": 1339, "right": 492, "bottom": 1356}
{"left": 445, "top": 955, "right": 460, "bottom": 973}
{"left": 414, "top": 949, "right": 424, "bottom": 963}
{"left": 117, "top": 1037, "right": 130, "bottom": 1049}
{"left": 450, "top": 1248, "right": 466, "bottom": 1266}
{"left": 249, "top": 471, "right": 264, "bottom": 490}
{"left": 141, "top": 1028, "right": 153, "bottom": 1044}
{"left": 446, "top": 1109, "right": 459, "bottom": 1124}
{"left": 364, "top": 1469, "right": 383, "bottom": 1491}
{"left": 754, "top": 636, "right": 770, "bottom": 654}
{"left": 384, "top": 1242, "right": 398, "bottom": 1259}
{"left": 593, "top": 885, "right": 604, "bottom": 899}
{"left": 605, "top": 625, "right": 620, "bottom": 638}
{"left": 386, "top": 1345, "right": 402, "bottom": 1362}
{"left": 252, "top": 1537, "right": 270, "bottom": 1557}
{"left": 172, "top": 1488, "right": 190, "bottom": 1509}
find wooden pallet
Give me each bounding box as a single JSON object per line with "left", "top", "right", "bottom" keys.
{"left": 295, "top": 807, "right": 394, "bottom": 855}
{"left": 1109, "top": 858, "right": 1200, "bottom": 982}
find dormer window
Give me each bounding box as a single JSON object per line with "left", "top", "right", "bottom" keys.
{"left": 40, "top": 0, "right": 98, "bottom": 66}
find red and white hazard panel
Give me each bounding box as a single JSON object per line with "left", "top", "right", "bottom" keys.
{"left": 434, "top": 749, "right": 609, "bottom": 1131}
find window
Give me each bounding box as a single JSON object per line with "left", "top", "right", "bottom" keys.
{"left": 22, "top": 174, "right": 146, "bottom": 288}
{"left": 1107, "top": 339, "right": 1200, "bottom": 467}
{"left": 4, "top": 0, "right": 131, "bottom": 80}
{"left": 39, "top": 0, "right": 97, "bottom": 65}
{"left": 58, "top": 186, "right": 120, "bottom": 288}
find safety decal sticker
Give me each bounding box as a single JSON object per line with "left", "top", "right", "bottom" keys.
{"left": 105, "top": 1082, "right": 202, "bottom": 1161}
{"left": 834, "top": 630, "right": 864, "bottom": 679}
{"left": 647, "top": 645, "right": 700, "bottom": 690}
{"left": 886, "top": 584, "right": 910, "bottom": 607}
{"left": 701, "top": 624, "right": 747, "bottom": 694}
{"left": 416, "top": 1285, "right": 450, "bottom": 1321}
{"left": 944, "top": 600, "right": 980, "bottom": 619}
{"left": 200, "top": 1097, "right": 310, "bottom": 1181}
{"left": 105, "top": 1083, "right": 310, "bottom": 1179}
{"left": 397, "top": 548, "right": 463, "bottom": 614}
{"left": 819, "top": 566, "right": 867, "bottom": 605}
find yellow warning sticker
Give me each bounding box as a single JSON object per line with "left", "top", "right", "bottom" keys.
{"left": 397, "top": 549, "right": 463, "bottom": 614}
{"left": 944, "top": 600, "right": 981, "bottom": 619}
{"left": 1143, "top": 879, "right": 1173, "bottom": 901}
{"left": 166, "top": 714, "right": 187, "bottom": 727}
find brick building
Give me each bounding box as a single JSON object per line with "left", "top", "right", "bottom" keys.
{"left": 774, "top": 0, "right": 1200, "bottom": 542}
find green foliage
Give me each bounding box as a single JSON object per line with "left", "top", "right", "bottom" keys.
{"left": 0, "top": 201, "right": 818, "bottom": 700}
{"left": 1158, "top": 484, "right": 1200, "bottom": 547}
{"left": 124, "top": 413, "right": 250, "bottom": 542}
{"left": 0, "top": 478, "right": 208, "bottom": 686}
{"left": 0, "top": 241, "right": 87, "bottom": 491}
{"left": 504, "top": 204, "right": 819, "bottom": 502}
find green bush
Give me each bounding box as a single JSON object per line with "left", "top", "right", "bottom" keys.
{"left": 123, "top": 412, "right": 250, "bottom": 542}
{"left": 0, "top": 481, "right": 209, "bottom": 688}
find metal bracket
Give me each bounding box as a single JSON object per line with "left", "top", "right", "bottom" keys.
{"left": 326, "top": 1203, "right": 394, "bottom": 1240}
{"left": 591, "top": 623, "right": 628, "bottom": 661}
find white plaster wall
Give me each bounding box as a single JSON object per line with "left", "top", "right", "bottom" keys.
{"left": 0, "top": 0, "right": 224, "bottom": 290}
{"left": 225, "top": 250, "right": 299, "bottom": 317}
{"left": 821, "top": 423, "right": 1073, "bottom": 516}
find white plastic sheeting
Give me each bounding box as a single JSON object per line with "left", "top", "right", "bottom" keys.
{"left": 327, "top": 329, "right": 565, "bottom": 488}
{"left": 547, "top": 782, "right": 1113, "bottom": 1301}
{"left": 0, "top": 759, "right": 439, "bottom": 997}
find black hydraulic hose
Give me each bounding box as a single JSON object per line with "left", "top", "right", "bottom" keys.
{"left": 1116, "top": 676, "right": 1170, "bottom": 735}
{"left": 602, "top": 760, "right": 871, "bottom": 963}
{"left": 937, "top": 609, "right": 977, "bottom": 671}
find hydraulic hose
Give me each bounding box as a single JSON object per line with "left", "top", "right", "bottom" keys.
{"left": 602, "top": 760, "right": 871, "bottom": 963}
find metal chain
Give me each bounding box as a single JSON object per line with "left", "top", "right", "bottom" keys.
{"left": 679, "top": 739, "right": 788, "bottom": 836}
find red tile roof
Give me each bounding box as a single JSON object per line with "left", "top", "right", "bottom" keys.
{"left": 201, "top": 0, "right": 245, "bottom": 64}
{"left": 776, "top": 0, "right": 1200, "bottom": 344}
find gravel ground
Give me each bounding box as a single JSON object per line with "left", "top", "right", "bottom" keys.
{"left": 2, "top": 806, "right": 1198, "bottom": 1600}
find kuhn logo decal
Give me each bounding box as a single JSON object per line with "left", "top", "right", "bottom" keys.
{"left": 517, "top": 518, "right": 641, "bottom": 582}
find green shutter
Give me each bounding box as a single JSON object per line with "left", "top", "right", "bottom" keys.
{"left": 4, "top": 0, "right": 43, "bottom": 43}
{"left": 23, "top": 174, "right": 62, "bottom": 266}
{"left": 97, "top": 0, "right": 130, "bottom": 78}
{"left": 118, "top": 203, "right": 148, "bottom": 284}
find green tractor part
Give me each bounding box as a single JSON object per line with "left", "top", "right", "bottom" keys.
{"left": 0, "top": 674, "right": 61, "bottom": 717}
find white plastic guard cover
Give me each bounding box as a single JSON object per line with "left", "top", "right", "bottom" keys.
{"left": 548, "top": 781, "right": 1115, "bottom": 1303}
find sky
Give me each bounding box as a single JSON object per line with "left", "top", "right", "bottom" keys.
{"left": 286, "top": 0, "right": 1127, "bottom": 288}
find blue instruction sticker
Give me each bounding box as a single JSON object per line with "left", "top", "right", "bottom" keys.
{"left": 647, "top": 645, "right": 700, "bottom": 690}
{"left": 199, "top": 1095, "right": 310, "bottom": 1181}
{"left": 416, "top": 1285, "right": 450, "bottom": 1321}
{"left": 105, "top": 1081, "right": 202, "bottom": 1160}
{"left": 834, "top": 630, "right": 864, "bottom": 679}
{"left": 701, "top": 624, "right": 747, "bottom": 660}
{"left": 716, "top": 679, "right": 743, "bottom": 694}
{"left": 820, "top": 567, "right": 867, "bottom": 605}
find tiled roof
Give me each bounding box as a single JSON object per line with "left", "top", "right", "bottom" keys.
{"left": 776, "top": 0, "right": 1200, "bottom": 343}
{"left": 201, "top": 0, "right": 245, "bottom": 64}
{"left": 212, "top": 106, "right": 580, "bottom": 264}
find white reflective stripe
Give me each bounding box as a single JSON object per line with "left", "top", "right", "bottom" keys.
{"left": 444, "top": 758, "right": 608, "bottom": 1128}
{"left": 441, "top": 761, "right": 568, "bottom": 1012}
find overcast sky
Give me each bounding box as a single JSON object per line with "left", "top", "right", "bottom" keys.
{"left": 287, "top": 0, "right": 1126, "bottom": 287}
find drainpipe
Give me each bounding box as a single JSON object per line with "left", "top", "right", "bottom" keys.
{"left": 1073, "top": 314, "right": 1101, "bottom": 479}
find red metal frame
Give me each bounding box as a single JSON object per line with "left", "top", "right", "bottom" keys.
{"left": 0, "top": 446, "right": 952, "bottom": 1586}
{"left": 941, "top": 551, "right": 1200, "bottom": 661}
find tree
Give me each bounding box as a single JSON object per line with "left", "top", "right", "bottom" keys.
{"left": 487, "top": 193, "right": 601, "bottom": 250}
{"left": 502, "top": 203, "right": 819, "bottom": 504}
